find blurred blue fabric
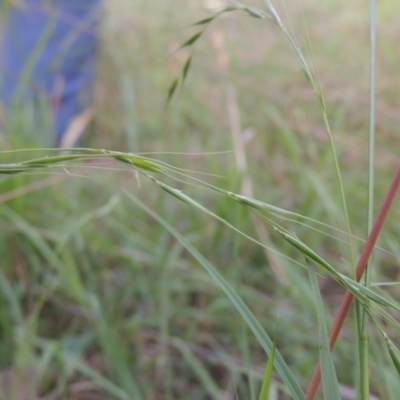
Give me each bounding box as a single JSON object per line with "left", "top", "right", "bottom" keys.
{"left": 0, "top": 0, "right": 102, "bottom": 145}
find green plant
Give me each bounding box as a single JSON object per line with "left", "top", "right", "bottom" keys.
{"left": 1, "top": 1, "right": 400, "bottom": 399}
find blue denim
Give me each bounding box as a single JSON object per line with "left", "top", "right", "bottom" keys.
{"left": 0, "top": 0, "right": 102, "bottom": 145}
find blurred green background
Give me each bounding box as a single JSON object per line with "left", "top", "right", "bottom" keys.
{"left": 0, "top": 0, "right": 399, "bottom": 399}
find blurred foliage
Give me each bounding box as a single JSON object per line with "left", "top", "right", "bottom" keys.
{"left": 0, "top": 0, "right": 400, "bottom": 399}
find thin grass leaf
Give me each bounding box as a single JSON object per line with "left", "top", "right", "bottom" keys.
{"left": 372, "top": 282, "right": 400, "bottom": 287}
{"left": 243, "top": 6, "right": 267, "bottom": 19}
{"left": 274, "top": 228, "right": 336, "bottom": 275}
{"left": 264, "top": 0, "right": 283, "bottom": 27}
{"left": 264, "top": 0, "right": 356, "bottom": 279}
{"left": 227, "top": 192, "right": 298, "bottom": 216}
{"left": 178, "top": 31, "right": 203, "bottom": 50}
{"left": 155, "top": 169, "right": 381, "bottom": 254}
{"left": 191, "top": 5, "right": 252, "bottom": 27}
{"left": 371, "top": 307, "right": 400, "bottom": 331}
{"left": 361, "top": 1, "right": 377, "bottom": 396}
{"left": 192, "top": 16, "right": 217, "bottom": 26}
{"left": 114, "top": 154, "right": 163, "bottom": 173}
{"left": 308, "top": 262, "right": 341, "bottom": 400}
{"left": 59, "top": 251, "right": 86, "bottom": 303}
{"left": 0, "top": 150, "right": 166, "bottom": 175}
{"left": 144, "top": 176, "right": 306, "bottom": 270}
{"left": 166, "top": 77, "right": 179, "bottom": 106}
{"left": 342, "top": 278, "right": 400, "bottom": 312}
{"left": 21, "top": 154, "right": 87, "bottom": 165}
{"left": 182, "top": 55, "right": 193, "bottom": 86}
{"left": 239, "top": 324, "right": 257, "bottom": 400}
{"left": 383, "top": 334, "right": 400, "bottom": 377}
{"left": 89, "top": 296, "right": 143, "bottom": 400}
{"left": 126, "top": 193, "right": 304, "bottom": 400}
{"left": 223, "top": 5, "right": 240, "bottom": 12}
{"left": 153, "top": 179, "right": 193, "bottom": 206}
{"left": 0, "top": 164, "right": 43, "bottom": 174}
{"left": 258, "top": 323, "right": 278, "bottom": 400}
{"left": 277, "top": 228, "right": 400, "bottom": 313}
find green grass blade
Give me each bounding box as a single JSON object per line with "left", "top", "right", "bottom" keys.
{"left": 264, "top": 0, "right": 356, "bottom": 277}
{"left": 361, "top": 1, "right": 377, "bottom": 397}
{"left": 341, "top": 278, "right": 400, "bottom": 312}
{"left": 308, "top": 262, "right": 341, "bottom": 400}
{"left": 21, "top": 154, "right": 89, "bottom": 165}
{"left": 89, "top": 296, "right": 143, "bottom": 400}
{"left": 126, "top": 193, "right": 304, "bottom": 400}
{"left": 258, "top": 323, "right": 278, "bottom": 400}
{"left": 0, "top": 164, "right": 43, "bottom": 174}
{"left": 192, "top": 16, "right": 216, "bottom": 26}
{"left": 145, "top": 177, "right": 305, "bottom": 269}
{"left": 383, "top": 333, "right": 400, "bottom": 377}
{"left": 166, "top": 77, "right": 179, "bottom": 106}
{"left": 275, "top": 228, "right": 337, "bottom": 275}
{"left": 367, "top": 0, "right": 377, "bottom": 238}
{"left": 182, "top": 55, "right": 193, "bottom": 86}
{"left": 178, "top": 31, "right": 203, "bottom": 50}
{"left": 242, "top": 6, "right": 267, "bottom": 19}
{"left": 277, "top": 228, "right": 400, "bottom": 312}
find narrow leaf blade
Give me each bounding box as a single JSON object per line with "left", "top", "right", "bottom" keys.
{"left": 166, "top": 77, "right": 179, "bottom": 106}
{"left": 182, "top": 55, "right": 193, "bottom": 86}
{"left": 258, "top": 324, "right": 278, "bottom": 400}
{"left": 308, "top": 262, "right": 341, "bottom": 400}
{"left": 127, "top": 193, "right": 304, "bottom": 400}
{"left": 178, "top": 31, "right": 203, "bottom": 50}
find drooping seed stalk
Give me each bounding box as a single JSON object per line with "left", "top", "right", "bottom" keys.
{"left": 266, "top": 1, "right": 357, "bottom": 274}
{"left": 305, "top": 163, "right": 400, "bottom": 400}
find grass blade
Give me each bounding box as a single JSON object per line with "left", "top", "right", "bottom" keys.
{"left": 305, "top": 164, "right": 400, "bottom": 399}
{"left": 126, "top": 193, "right": 304, "bottom": 400}
{"left": 308, "top": 262, "right": 340, "bottom": 400}
{"left": 361, "top": 1, "right": 377, "bottom": 397}
{"left": 384, "top": 333, "right": 400, "bottom": 377}
{"left": 178, "top": 31, "right": 203, "bottom": 50}
{"left": 258, "top": 323, "right": 278, "bottom": 400}
{"left": 182, "top": 55, "right": 193, "bottom": 86}
{"left": 277, "top": 228, "right": 400, "bottom": 311}
{"left": 166, "top": 77, "right": 179, "bottom": 106}
{"left": 90, "top": 296, "right": 143, "bottom": 400}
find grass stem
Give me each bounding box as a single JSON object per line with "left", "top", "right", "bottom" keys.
{"left": 360, "top": 2, "right": 376, "bottom": 397}
{"left": 304, "top": 163, "right": 400, "bottom": 399}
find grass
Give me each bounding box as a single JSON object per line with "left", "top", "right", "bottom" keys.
{"left": 1, "top": 0, "right": 400, "bottom": 399}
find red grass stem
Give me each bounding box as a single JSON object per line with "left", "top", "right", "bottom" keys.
{"left": 305, "top": 163, "right": 400, "bottom": 400}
